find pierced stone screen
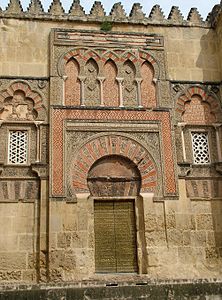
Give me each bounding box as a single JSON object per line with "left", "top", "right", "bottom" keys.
{"left": 191, "top": 132, "right": 210, "bottom": 164}
{"left": 8, "top": 130, "right": 28, "bottom": 164}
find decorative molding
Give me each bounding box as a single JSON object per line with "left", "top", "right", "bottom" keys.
{"left": 51, "top": 108, "right": 177, "bottom": 198}
{"left": 70, "top": 134, "right": 158, "bottom": 194}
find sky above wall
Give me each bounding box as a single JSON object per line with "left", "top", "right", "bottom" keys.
{"left": 0, "top": 0, "right": 219, "bottom": 19}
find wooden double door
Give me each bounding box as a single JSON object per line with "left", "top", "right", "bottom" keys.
{"left": 94, "top": 200, "right": 138, "bottom": 273}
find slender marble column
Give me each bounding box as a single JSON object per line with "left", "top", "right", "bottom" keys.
{"left": 34, "top": 121, "right": 43, "bottom": 163}
{"left": 178, "top": 122, "right": 187, "bottom": 162}
{"left": 98, "top": 77, "right": 105, "bottom": 106}
{"left": 116, "top": 77, "right": 124, "bottom": 107}
{"left": 213, "top": 123, "right": 222, "bottom": 161}
{"left": 78, "top": 76, "right": 86, "bottom": 106}
{"left": 135, "top": 78, "right": 143, "bottom": 108}
{"left": 62, "top": 75, "right": 68, "bottom": 105}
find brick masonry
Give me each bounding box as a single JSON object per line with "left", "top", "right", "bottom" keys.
{"left": 51, "top": 108, "right": 176, "bottom": 197}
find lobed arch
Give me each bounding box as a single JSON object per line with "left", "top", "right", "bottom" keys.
{"left": 59, "top": 47, "right": 160, "bottom": 79}
{"left": 103, "top": 59, "right": 119, "bottom": 106}
{"left": 139, "top": 51, "right": 159, "bottom": 79}
{"left": 69, "top": 134, "right": 158, "bottom": 196}
{"left": 0, "top": 81, "right": 46, "bottom": 121}
{"left": 58, "top": 47, "right": 97, "bottom": 77}
{"left": 64, "top": 58, "right": 81, "bottom": 106}
{"left": 175, "top": 86, "right": 222, "bottom": 124}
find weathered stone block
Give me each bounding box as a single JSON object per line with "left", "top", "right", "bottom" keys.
{"left": 190, "top": 231, "right": 207, "bottom": 247}
{"left": 183, "top": 231, "right": 191, "bottom": 246}
{"left": 62, "top": 215, "right": 77, "bottom": 232}
{"left": 57, "top": 232, "right": 72, "bottom": 249}
{"left": 165, "top": 214, "right": 176, "bottom": 229}
{"left": 178, "top": 247, "right": 194, "bottom": 264}
{"left": 72, "top": 232, "right": 88, "bottom": 249}
{"left": 19, "top": 234, "right": 35, "bottom": 251}
{"left": 0, "top": 270, "right": 22, "bottom": 281}
{"left": 175, "top": 213, "right": 193, "bottom": 230}
{"left": 0, "top": 234, "right": 19, "bottom": 251}
{"left": 50, "top": 250, "right": 76, "bottom": 270}
{"left": 0, "top": 252, "right": 27, "bottom": 270}
{"left": 196, "top": 214, "right": 214, "bottom": 230}
{"left": 145, "top": 231, "right": 166, "bottom": 247}
{"left": 167, "top": 229, "right": 183, "bottom": 246}
{"left": 206, "top": 247, "right": 219, "bottom": 260}
{"left": 145, "top": 214, "right": 156, "bottom": 231}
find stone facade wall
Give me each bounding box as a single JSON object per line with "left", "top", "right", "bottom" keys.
{"left": 0, "top": 0, "right": 222, "bottom": 287}
{"left": 0, "top": 20, "right": 220, "bottom": 81}
{"left": 0, "top": 203, "right": 37, "bottom": 282}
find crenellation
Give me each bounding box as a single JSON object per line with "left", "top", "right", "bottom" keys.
{"left": 89, "top": 1, "right": 105, "bottom": 18}
{"left": 207, "top": 4, "right": 221, "bottom": 27}
{"left": 109, "top": 2, "right": 127, "bottom": 21}
{"left": 48, "top": 0, "right": 65, "bottom": 16}
{"left": 129, "top": 3, "right": 145, "bottom": 20}
{"left": 149, "top": 5, "right": 165, "bottom": 22}
{"left": 27, "top": 0, "right": 44, "bottom": 14}
{"left": 168, "top": 6, "right": 184, "bottom": 24}
{"left": 68, "top": 0, "right": 86, "bottom": 17}
{"left": 187, "top": 7, "right": 204, "bottom": 25}
{"left": 0, "top": 1, "right": 212, "bottom": 28}
{"left": 5, "top": 0, "right": 23, "bottom": 14}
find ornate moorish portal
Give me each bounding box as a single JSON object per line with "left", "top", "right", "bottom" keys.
{"left": 49, "top": 29, "right": 178, "bottom": 277}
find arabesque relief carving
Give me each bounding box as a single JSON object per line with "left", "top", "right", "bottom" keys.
{"left": 0, "top": 90, "right": 37, "bottom": 121}
{"left": 0, "top": 81, "right": 47, "bottom": 122}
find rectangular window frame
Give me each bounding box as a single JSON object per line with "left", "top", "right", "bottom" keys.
{"left": 7, "top": 127, "right": 30, "bottom": 166}
{"left": 191, "top": 130, "right": 211, "bottom": 165}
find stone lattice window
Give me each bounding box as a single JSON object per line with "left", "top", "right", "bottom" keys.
{"left": 191, "top": 132, "right": 210, "bottom": 164}
{"left": 8, "top": 130, "right": 28, "bottom": 164}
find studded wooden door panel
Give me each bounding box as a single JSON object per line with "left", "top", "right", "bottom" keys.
{"left": 94, "top": 200, "right": 138, "bottom": 273}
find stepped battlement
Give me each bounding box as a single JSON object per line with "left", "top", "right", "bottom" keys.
{"left": 0, "top": 0, "right": 221, "bottom": 28}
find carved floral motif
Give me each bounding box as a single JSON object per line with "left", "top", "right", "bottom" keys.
{"left": 0, "top": 81, "right": 46, "bottom": 121}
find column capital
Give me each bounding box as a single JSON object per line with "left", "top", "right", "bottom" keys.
{"left": 31, "top": 163, "right": 48, "bottom": 179}
{"left": 116, "top": 77, "right": 124, "bottom": 83}
{"left": 78, "top": 76, "right": 86, "bottom": 82}
{"left": 97, "top": 77, "right": 106, "bottom": 82}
